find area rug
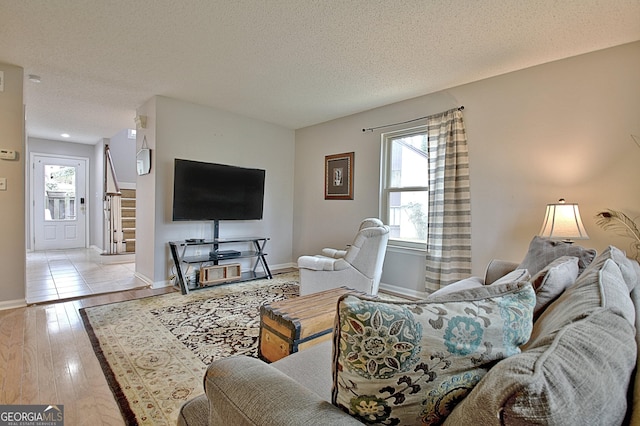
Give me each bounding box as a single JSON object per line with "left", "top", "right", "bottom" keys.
{"left": 81, "top": 272, "right": 299, "bottom": 426}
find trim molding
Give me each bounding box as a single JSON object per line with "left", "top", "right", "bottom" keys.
{"left": 386, "top": 244, "right": 427, "bottom": 257}
{"left": 134, "top": 272, "right": 154, "bottom": 287}
{"left": 0, "top": 298, "right": 27, "bottom": 311}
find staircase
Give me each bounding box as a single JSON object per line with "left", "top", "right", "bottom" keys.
{"left": 103, "top": 144, "right": 136, "bottom": 257}
{"left": 120, "top": 188, "right": 136, "bottom": 253}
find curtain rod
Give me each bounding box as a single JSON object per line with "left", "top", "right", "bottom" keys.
{"left": 362, "top": 106, "right": 464, "bottom": 132}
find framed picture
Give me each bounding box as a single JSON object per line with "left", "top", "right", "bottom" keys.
{"left": 325, "top": 152, "right": 354, "bottom": 200}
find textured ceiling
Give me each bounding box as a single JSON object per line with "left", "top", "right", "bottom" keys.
{"left": 1, "top": 0, "right": 639, "bottom": 144}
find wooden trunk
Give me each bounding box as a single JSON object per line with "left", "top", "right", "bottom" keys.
{"left": 258, "top": 286, "right": 365, "bottom": 363}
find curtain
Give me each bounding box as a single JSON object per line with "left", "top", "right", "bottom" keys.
{"left": 424, "top": 108, "right": 471, "bottom": 292}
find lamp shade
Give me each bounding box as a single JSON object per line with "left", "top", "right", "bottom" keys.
{"left": 539, "top": 199, "right": 589, "bottom": 241}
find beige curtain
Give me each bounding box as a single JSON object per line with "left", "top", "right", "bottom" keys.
{"left": 425, "top": 108, "right": 471, "bottom": 292}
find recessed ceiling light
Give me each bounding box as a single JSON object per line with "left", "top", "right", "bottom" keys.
{"left": 28, "top": 74, "right": 41, "bottom": 83}
{"left": 61, "top": 133, "right": 70, "bottom": 138}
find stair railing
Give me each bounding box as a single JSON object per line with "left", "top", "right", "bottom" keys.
{"left": 104, "top": 144, "right": 125, "bottom": 254}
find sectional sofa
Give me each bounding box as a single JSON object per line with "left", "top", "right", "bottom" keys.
{"left": 178, "top": 237, "right": 640, "bottom": 425}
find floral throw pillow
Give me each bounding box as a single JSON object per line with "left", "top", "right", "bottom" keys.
{"left": 332, "top": 281, "right": 535, "bottom": 425}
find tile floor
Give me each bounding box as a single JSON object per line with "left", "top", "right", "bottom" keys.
{"left": 26, "top": 248, "right": 148, "bottom": 304}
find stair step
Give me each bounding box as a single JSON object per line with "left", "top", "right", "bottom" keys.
{"left": 120, "top": 189, "right": 136, "bottom": 198}
{"left": 125, "top": 240, "right": 136, "bottom": 252}
{"left": 121, "top": 209, "right": 136, "bottom": 218}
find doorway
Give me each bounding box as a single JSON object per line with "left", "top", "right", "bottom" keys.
{"left": 31, "top": 154, "right": 89, "bottom": 250}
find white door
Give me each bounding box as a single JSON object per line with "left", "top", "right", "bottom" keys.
{"left": 33, "top": 155, "right": 88, "bottom": 250}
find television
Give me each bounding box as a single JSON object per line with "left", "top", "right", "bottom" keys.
{"left": 172, "top": 159, "right": 265, "bottom": 223}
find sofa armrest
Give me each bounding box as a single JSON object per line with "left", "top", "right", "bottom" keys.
{"left": 297, "top": 255, "right": 350, "bottom": 271}
{"left": 484, "top": 259, "right": 519, "bottom": 284}
{"left": 204, "top": 356, "right": 362, "bottom": 425}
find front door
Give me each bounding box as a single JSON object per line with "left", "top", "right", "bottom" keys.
{"left": 33, "top": 155, "right": 88, "bottom": 250}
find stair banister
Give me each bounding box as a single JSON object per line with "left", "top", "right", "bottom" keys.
{"left": 104, "top": 144, "right": 124, "bottom": 254}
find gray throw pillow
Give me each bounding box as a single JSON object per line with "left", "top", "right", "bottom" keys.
{"left": 529, "top": 256, "right": 579, "bottom": 318}
{"left": 444, "top": 252, "right": 636, "bottom": 425}
{"left": 428, "top": 276, "right": 484, "bottom": 297}
{"left": 517, "top": 236, "right": 596, "bottom": 277}
{"left": 491, "top": 268, "right": 530, "bottom": 286}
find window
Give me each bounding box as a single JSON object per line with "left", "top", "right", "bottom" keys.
{"left": 44, "top": 164, "right": 76, "bottom": 221}
{"left": 380, "top": 126, "right": 429, "bottom": 249}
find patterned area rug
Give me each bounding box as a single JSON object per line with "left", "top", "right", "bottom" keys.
{"left": 81, "top": 272, "right": 299, "bottom": 425}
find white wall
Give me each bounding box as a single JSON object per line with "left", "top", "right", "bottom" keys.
{"left": 109, "top": 128, "right": 137, "bottom": 185}
{"left": 134, "top": 98, "right": 156, "bottom": 283}
{"left": 294, "top": 42, "right": 640, "bottom": 296}
{"left": 136, "top": 96, "right": 295, "bottom": 286}
{"left": 0, "top": 63, "right": 25, "bottom": 307}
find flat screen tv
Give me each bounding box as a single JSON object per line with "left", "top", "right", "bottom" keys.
{"left": 172, "top": 159, "right": 265, "bottom": 222}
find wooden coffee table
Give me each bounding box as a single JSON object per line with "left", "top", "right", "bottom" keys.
{"left": 258, "top": 286, "right": 366, "bottom": 363}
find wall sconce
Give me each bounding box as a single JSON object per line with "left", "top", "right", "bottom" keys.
{"left": 134, "top": 115, "right": 147, "bottom": 129}
{"left": 539, "top": 198, "right": 589, "bottom": 243}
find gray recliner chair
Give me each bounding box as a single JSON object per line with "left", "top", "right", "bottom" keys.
{"left": 297, "top": 219, "right": 390, "bottom": 296}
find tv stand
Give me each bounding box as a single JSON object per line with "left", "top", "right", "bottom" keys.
{"left": 168, "top": 236, "right": 272, "bottom": 295}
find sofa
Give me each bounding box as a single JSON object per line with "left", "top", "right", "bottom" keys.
{"left": 178, "top": 237, "right": 640, "bottom": 425}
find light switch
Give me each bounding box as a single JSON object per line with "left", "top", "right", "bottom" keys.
{"left": 0, "top": 71, "right": 4, "bottom": 92}
{"left": 0, "top": 178, "right": 6, "bottom": 191}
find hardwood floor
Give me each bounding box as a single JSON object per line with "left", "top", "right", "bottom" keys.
{"left": 0, "top": 287, "right": 174, "bottom": 425}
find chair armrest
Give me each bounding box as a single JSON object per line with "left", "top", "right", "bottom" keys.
{"left": 322, "top": 248, "right": 348, "bottom": 258}
{"left": 484, "top": 259, "right": 519, "bottom": 284}
{"left": 297, "top": 255, "right": 350, "bottom": 271}
{"left": 204, "top": 356, "right": 362, "bottom": 425}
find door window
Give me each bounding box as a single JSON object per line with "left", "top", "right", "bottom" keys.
{"left": 44, "top": 165, "right": 76, "bottom": 221}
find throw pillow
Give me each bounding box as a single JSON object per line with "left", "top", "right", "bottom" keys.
{"left": 529, "top": 255, "right": 579, "bottom": 318}
{"left": 595, "top": 245, "right": 640, "bottom": 292}
{"left": 490, "top": 268, "right": 530, "bottom": 286}
{"left": 332, "top": 281, "right": 535, "bottom": 425}
{"left": 428, "top": 276, "right": 484, "bottom": 297}
{"left": 444, "top": 257, "right": 636, "bottom": 425}
{"left": 517, "top": 236, "right": 596, "bottom": 277}
{"left": 430, "top": 270, "right": 530, "bottom": 299}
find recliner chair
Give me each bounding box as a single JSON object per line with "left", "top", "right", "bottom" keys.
{"left": 320, "top": 218, "right": 384, "bottom": 259}
{"left": 297, "top": 220, "right": 390, "bottom": 296}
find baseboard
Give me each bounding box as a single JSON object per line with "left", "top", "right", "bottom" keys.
{"left": 378, "top": 282, "right": 429, "bottom": 300}
{"left": 270, "top": 262, "right": 297, "bottom": 272}
{"left": 133, "top": 272, "right": 155, "bottom": 287}
{"left": 151, "top": 280, "right": 172, "bottom": 289}
{"left": 0, "top": 298, "right": 27, "bottom": 311}
{"left": 100, "top": 253, "right": 135, "bottom": 264}
{"left": 88, "top": 245, "right": 136, "bottom": 264}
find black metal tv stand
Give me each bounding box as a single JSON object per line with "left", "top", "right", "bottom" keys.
{"left": 168, "top": 235, "right": 272, "bottom": 295}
